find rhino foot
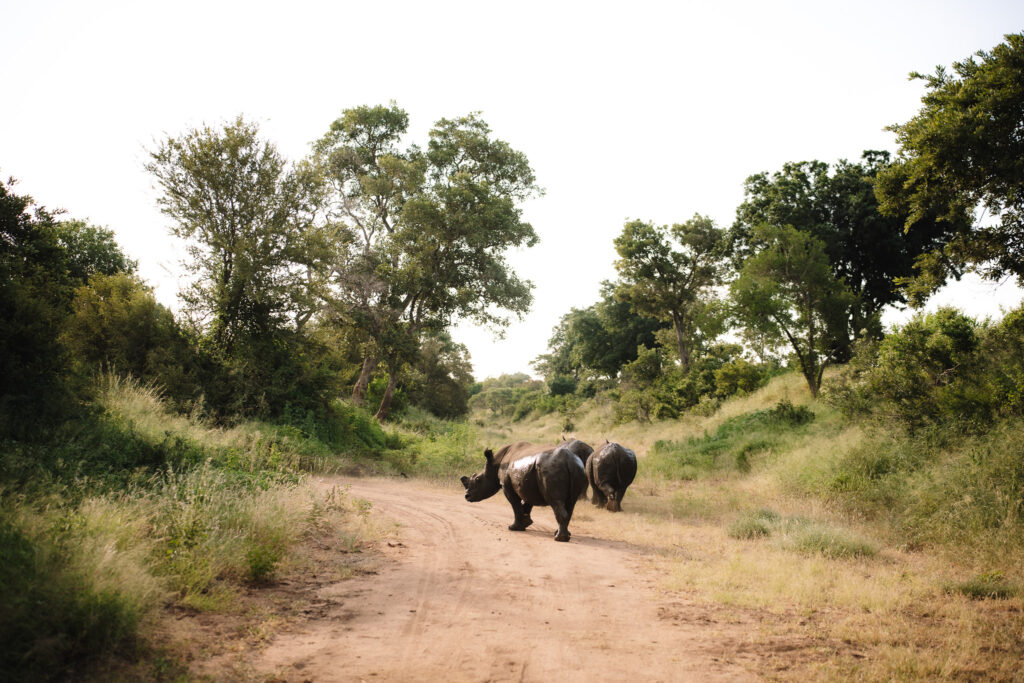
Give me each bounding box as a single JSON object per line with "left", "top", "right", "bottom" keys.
{"left": 509, "top": 517, "right": 533, "bottom": 531}
{"left": 554, "top": 531, "right": 570, "bottom": 542}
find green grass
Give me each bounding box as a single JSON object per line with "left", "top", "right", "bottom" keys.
{"left": 946, "top": 572, "right": 1020, "bottom": 600}
{"left": 645, "top": 399, "right": 817, "bottom": 480}
{"left": 0, "top": 375, "right": 387, "bottom": 679}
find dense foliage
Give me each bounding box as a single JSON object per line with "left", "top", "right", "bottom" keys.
{"left": 877, "top": 32, "right": 1024, "bottom": 301}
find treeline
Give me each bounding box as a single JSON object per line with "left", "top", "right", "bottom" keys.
{"left": 2, "top": 104, "right": 537, "bottom": 446}
{"left": 507, "top": 33, "right": 1024, "bottom": 426}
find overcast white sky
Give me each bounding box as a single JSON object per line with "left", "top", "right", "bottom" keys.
{"left": 3, "top": 1, "right": 1023, "bottom": 380}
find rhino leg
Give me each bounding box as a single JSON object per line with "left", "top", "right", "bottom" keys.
{"left": 600, "top": 483, "right": 619, "bottom": 512}
{"left": 503, "top": 480, "right": 533, "bottom": 531}
{"left": 590, "top": 486, "right": 607, "bottom": 508}
{"left": 551, "top": 500, "right": 572, "bottom": 542}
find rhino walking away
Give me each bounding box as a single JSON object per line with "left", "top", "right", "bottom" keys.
{"left": 560, "top": 437, "right": 594, "bottom": 498}
{"left": 460, "top": 441, "right": 587, "bottom": 542}
{"left": 587, "top": 441, "right": 637, "bottom": 512}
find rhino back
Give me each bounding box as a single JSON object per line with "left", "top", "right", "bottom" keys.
{"left": 592, "top": 443, "right": 637, "bottom": 486}
{"left": 536, "top": 447, "right": 587, "bottom": 502}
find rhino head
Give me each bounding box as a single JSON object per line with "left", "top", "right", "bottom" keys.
{"left": 460, "top": 448, "right": 501, "bottom": 502}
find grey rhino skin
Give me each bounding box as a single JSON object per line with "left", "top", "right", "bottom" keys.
{"left": 560, "top": 437, "right": 594, "bottom": 466}
{"left": 587, "top": 441, "right": 637, "bottom": 512}
{"left": 461, "top": 441, "right": 587, "bottom": 542}
{"left": 560, "top": 437, "right": 594, "bottom": 498}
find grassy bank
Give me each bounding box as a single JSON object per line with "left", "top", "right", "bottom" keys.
{"left": 475, "top": 369, "right": 1024, "bottom": 679}
{"left": 0, "top": 377, "right": 389, "bottom": 681}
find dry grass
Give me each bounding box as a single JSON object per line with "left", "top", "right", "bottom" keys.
{"left": 484, "top": 372, "right": 1024, "bottom": 680}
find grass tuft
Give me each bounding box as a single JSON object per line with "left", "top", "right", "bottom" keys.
{"left": 946, "top": 572, "right": 1019, "bottom": 600}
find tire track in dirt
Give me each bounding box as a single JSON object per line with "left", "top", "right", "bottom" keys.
{"left": 256, "top": 476, "right": 759, "bottom": 682}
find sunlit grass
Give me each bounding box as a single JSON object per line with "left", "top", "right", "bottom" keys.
{"left": 473, "top": 371, "right": 1024, "bottom": 679}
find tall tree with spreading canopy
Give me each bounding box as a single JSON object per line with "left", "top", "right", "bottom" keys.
{"left": 147, "top": 117, "right": 333, "bottom": 418}
{"left": 876, "top": 32, "right": 1024, "bottom": 301}
{"left": 147, "top": 116, "right": 326, "bottom": 355}
{"left": 316, "top": 105, "right": 540, "bottom": 419}
{"left": 613, "top": 215, "right": 728, "bottom": 373}
{"left": 732, "top": 152, "right": 966, "bottom": 357}
{"left": 730, "top": 224, "right": 854, "bottom": 397}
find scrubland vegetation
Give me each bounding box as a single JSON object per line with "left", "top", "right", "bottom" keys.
{"left": 3, "top": 32, "right": 1024, "bottom": 680}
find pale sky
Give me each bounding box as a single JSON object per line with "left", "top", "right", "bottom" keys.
{"left": 3, "top": 1, "right": 1023, "bottom": 380}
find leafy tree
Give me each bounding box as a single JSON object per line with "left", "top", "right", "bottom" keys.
{"left": 730, "top": 224, "right": 854, "bottom": 397}
{"left": 877, "top": 32, "right": 1024, "bottom": 299}
{"left": 146, "top": 118, "right": 336, "bottom": 419}
{"left": 532, "top": 282, "right": 666, "bottom": 381}
{"left": 613, "top": 215, "right": 728, "bottom": 372}
{"left": 61, "top": 273, "right": 200, "bottom": 407}
{"left": 316, "top": 106, "right": 540, "bottom": 419}
{"left": 147, "top": 116, "right": 326, "bottom": 357}
{"left": 1, "top": 179, "right": 73, "bottom": 433}
{"left": 51, "top": 220, "right": 137, "bottom": 282}
{"left": 733, "top": 153, "right": 965, "bottom": 356}
{"left": 401, "top": 331, "right": 475, "bottom": 419}
{"left": 1, "top": 179, "right": 139, "bottom": 434}
{"left": 313, "top": 103, "right": 425, "bottom": 405}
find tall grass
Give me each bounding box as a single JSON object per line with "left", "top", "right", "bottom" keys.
{"left": 0, "top": 374, "right": 384, "bottom": 679}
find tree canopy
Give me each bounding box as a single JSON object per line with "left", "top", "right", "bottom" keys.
{"left": 316, "top": 105, "right": 540, "bottom": 419}
{"left": 877, "top": 32, "right": 1024, "bottom": 299}
{"left": 147, "top": 117, "right": 326, "bottom": 355}
{"left": 730, "top": 224, "right": 853, "bottom": 397}
{"left": 613, "top": 215, "right": 728, "bottom": 372}
{"left": 732, "top": 152, "right": 965, "bottom": 355}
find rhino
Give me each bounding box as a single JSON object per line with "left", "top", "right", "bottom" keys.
{"left": 560, "top": 436, "right": 594, "bottom": 498}
{"left": 586, "top": 441, "right": 637, "bottom": 512}
{"left": 461, "top": 441, "right": 587, "bottom": 542}
{"left": 560, "top": 436, "right": 594, "bottom": 467}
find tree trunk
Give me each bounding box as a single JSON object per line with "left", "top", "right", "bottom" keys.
{"left": 352, "top": 355, "right": 376, "bottom": 406}
{"left": 671, "top": 310, "right": 690, "bottom": 373}
{"left": 373, "top": 369, "right": 398, "bottom": 421}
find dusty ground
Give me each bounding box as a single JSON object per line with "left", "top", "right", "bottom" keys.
{"left": 243, "top": 475, "right": 771, "bottom": 682}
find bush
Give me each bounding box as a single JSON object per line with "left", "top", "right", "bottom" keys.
{"left": 714, "top": 358, "right": 764, "bottom": 398}
{"left": 547, "top": 374, "right": 577, "bottom": 396}
{"left": 727, "top": 510, "right": 775, "bottom": 539}
{"left": 61, "top": 273, "right": 202, "bottom": 409}
{"left": 826, "top": 306, "right": 1024, "bottom": 432}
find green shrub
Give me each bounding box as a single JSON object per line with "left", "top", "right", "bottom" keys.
{"left": 826, "top": 306, "right": 1024, "bottom": 432}
{"left": 728, "top": 513, "right": 773, "bottom": 539}
{"left": 547, "top": 374, "right": 577, "bottom": 396}
{"left": 946, "top": 572, "right": 1019, "bottom": 600}
{"left": 714, "top": 358, "right": 764, "bottom": 398}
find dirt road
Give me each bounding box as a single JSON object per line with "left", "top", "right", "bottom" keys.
{"left": 257, "top": 476, "right": 760, "bottom": 682}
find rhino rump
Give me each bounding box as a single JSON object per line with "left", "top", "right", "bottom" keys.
{"left": 586, "top": 442, "right": 637, "bottom": 512}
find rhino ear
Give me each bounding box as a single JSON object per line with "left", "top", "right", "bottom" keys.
{"left": 484, "top": 449, "right": 494, "bottom": 464}
{"left": 460, "top": 475, "right": 470, "bottom": 489}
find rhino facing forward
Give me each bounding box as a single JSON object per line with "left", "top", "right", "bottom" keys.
{"left": 587, "top": 441, "right": 638, "bottom": 512}
{"left": 461, "top": 441, "right": 587, "bottom": 542}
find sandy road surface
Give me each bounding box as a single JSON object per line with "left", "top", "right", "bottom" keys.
{"left": 257, "top": 476, "right": 760, "bottom": 682}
